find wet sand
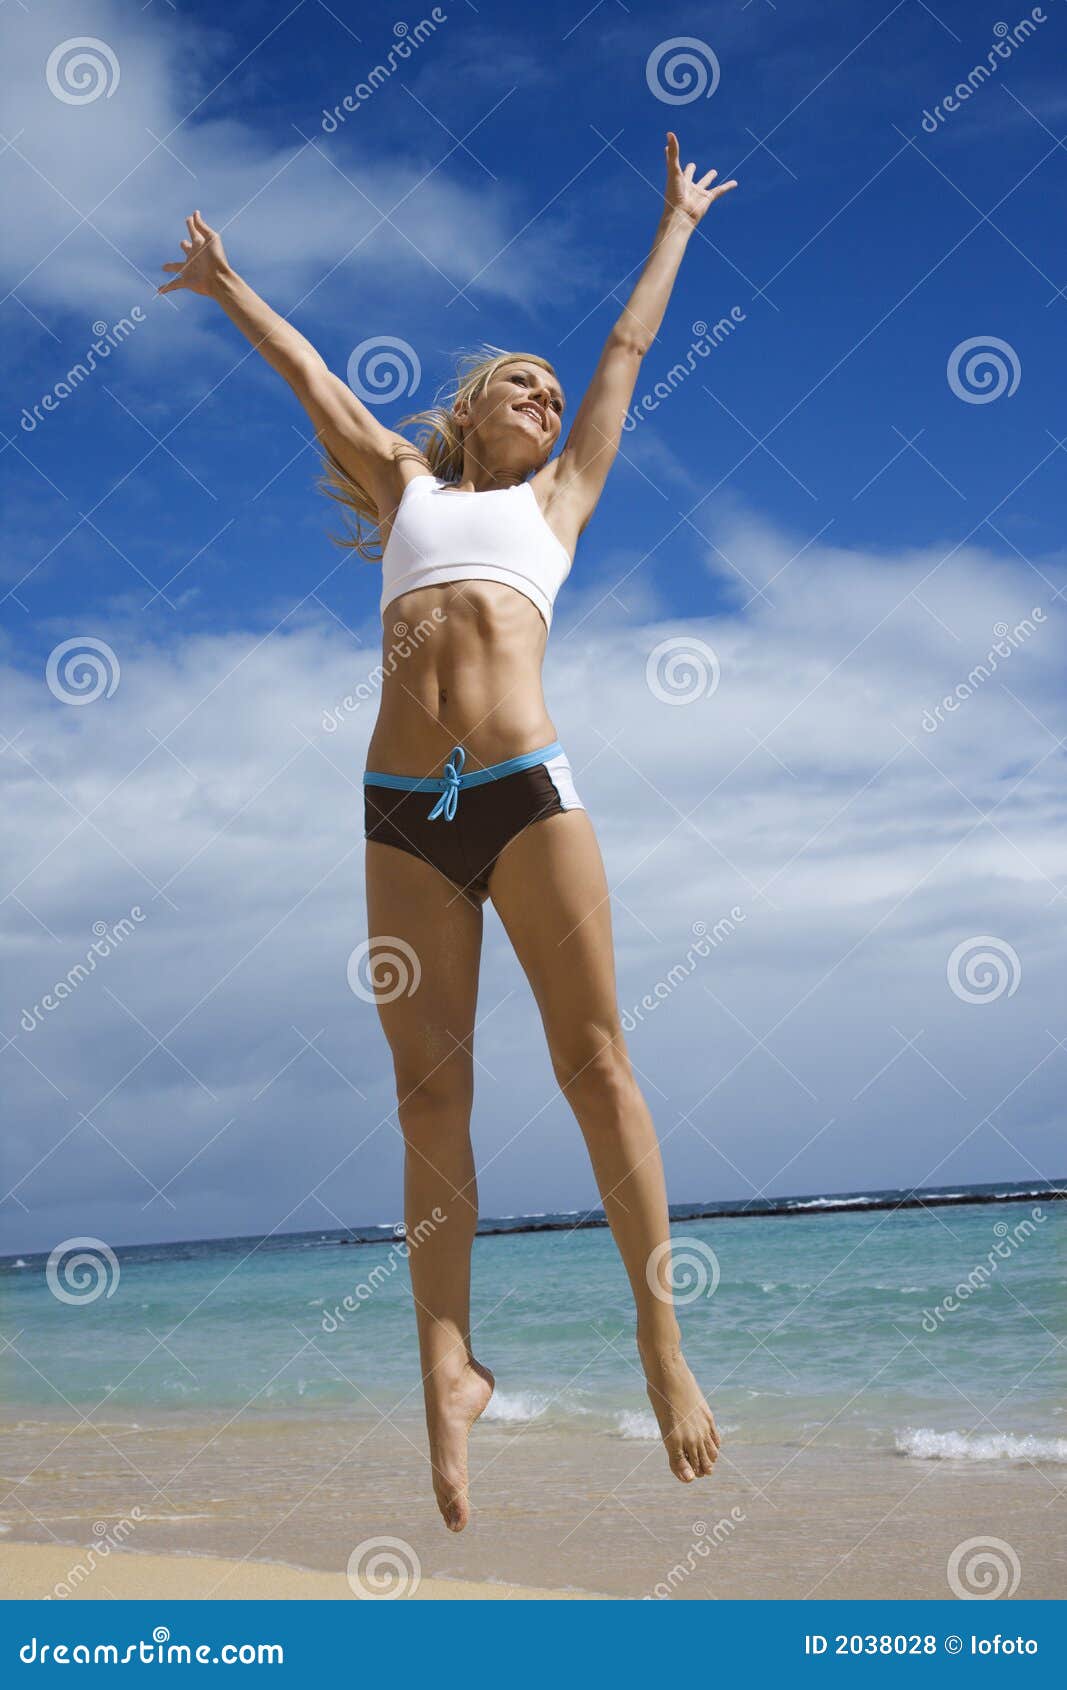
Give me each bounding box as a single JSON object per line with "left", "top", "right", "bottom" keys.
{"left": 0, "top": 1544, "right": 597, "bottom": 1601}
{"left": 2, "top": 1413, "right": 1062, "bottom": 1600}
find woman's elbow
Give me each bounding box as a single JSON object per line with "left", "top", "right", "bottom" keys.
{"left": 607, "top": 330, "right": 650, "bottom": 361}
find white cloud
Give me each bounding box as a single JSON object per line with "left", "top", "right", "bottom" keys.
{"left": 3, "top": 510, "right": 1065, "bottom": 1252}
{"left": 0, "top": 0, "right": 586, "bottom": 328}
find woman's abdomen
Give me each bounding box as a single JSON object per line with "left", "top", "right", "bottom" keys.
{"left": 368, "top": 581, "right": 556, "bottom": 773}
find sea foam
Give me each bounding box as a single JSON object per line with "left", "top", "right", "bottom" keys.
{"left": 482, "top": 1391, "right": 551, "bottom": 1424}
{"left": 615, "top": 1410, "right": 660, "bottom": 1440}
{"left": 895, "top": 1427, "right": 1067, "bottom": 1464}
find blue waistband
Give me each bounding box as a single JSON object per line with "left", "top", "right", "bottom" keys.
{"left": 364, "top": 741, "right": 563, "bottom": 822}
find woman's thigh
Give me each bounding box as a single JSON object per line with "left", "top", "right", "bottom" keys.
{"left": 364, "top": 841, "right": 484, "bottom": 1103}
{"left": 487, "top": 809, "right": 624, "bottom": 1077}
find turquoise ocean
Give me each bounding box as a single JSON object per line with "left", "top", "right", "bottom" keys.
{"left": 3, "top": 1181, "right": 1064, "bottom": 1463}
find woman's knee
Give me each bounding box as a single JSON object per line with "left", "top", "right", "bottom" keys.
{"left": 550, "top": 1020, "right": 635, "bottom": 1110}
{"left": 394, "top": 1046, "right": 474, "bottom": 1124}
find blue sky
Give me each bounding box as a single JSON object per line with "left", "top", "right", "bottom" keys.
{"left": 2, "top": 0, "right": 1066, "bottom": 1253}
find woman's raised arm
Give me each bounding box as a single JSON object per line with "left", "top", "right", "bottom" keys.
{"left": 158, "top": 211, "right": 404, "bottom": 509}
{"left": 544, "top": 134, "right": 737, "bottom": 534}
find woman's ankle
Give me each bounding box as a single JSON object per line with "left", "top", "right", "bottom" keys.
{"left": 636, "top": 1321, "right": 683, "bottom": 1366}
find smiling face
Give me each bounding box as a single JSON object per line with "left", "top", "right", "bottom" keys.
{"left": 453, "top": 359, "right": 564, "bottom": 478}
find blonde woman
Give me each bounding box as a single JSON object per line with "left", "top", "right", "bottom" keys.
{"left": 159, "top": 132, "right": 736, "bottom": 1533}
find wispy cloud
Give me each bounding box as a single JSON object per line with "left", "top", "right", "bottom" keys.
{"left": 3, "top": 510, "right": 1063, "bottom": 1251}
{"left": 0, "top": 0, "right": 586, "bottom": 323}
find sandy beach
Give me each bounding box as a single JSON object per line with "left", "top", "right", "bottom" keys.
{"left": 0, "top": 1543, "right": 596, "bottom": 1601}
{"left": 2, "top": 1412, "right": 1063, "bottom": 1601}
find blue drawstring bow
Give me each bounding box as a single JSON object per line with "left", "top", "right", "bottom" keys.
{"left": 427, "top": 745, "right": 465, "bottom": 821}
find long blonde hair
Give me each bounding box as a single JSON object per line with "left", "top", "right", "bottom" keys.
{"left": 319, "top": 346, "right": 559, "bottom": 561}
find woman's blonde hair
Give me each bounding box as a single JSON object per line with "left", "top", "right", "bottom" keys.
{"left": 319, "top": 346, "right": 559, "bottom": 561}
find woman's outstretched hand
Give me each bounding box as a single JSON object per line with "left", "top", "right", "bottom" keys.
{"left": 663, "top": 132, "right": 737, "bottom": 227}
{"left": 158, "top": 211, "right": 231, "bottom": 297}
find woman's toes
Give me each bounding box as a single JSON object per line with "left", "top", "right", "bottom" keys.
{"left": 700, "top": 1438, "right": 718, "bottom": 1476}
{"left": 670, "top": 1447, "right": 696, "bottom": 1482}
{"left": 435, "top": 1485, "right": 469, "bottom": 1531}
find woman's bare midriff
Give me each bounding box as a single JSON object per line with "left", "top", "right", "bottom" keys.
{"left": 367, "top": 579, "right": 558, "bottom": 775}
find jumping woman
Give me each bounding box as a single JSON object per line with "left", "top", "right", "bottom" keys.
{"left": 159, "top": 132, "right": 736, "bottom": 1533}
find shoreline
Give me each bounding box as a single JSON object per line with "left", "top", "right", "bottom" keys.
{"left": 2, "top": 1435, "right": 1062, "bottom": 1601}
{"left": 0, "top": 1544, "right": 604, "bottom": 1602}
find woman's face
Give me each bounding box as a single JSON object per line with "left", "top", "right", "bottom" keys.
{"left": 457, "top": 361, "right": 565, "bottom": 470}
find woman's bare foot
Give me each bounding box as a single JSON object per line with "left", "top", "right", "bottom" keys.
{"left": 639, "top": 1339, "right": 720, "bottom": 1483}
{"left": 423, "top": 1356, "right": 495, "bottom": 1531}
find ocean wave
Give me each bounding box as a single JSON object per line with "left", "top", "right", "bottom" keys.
{"left": 786, "top": 1196, "right": 879, "bottom": 1210}
{"left": 615, "top": 1410, "right": 660, "bottom": 1440}
{"left": 482, "top": 1391, "right": 551, "bottom": 1424}
{"left": 896, "top": 1428, "right": 1067, "bottom": 1464}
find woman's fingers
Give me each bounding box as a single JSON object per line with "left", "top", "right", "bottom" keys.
{"left": 180, "top": 239, "right": 192, "bottom": 254}
{"left": 160, "top": 262, "right": 184, "bottom": 273}
{"left": 193, "top": 209, "right": 213, "bottom": 236}
{"left": 711, "top": 179, "right": 738, "bottom": 199}
{"left": 697, "top": 168, "right": 719, "bottom": 189}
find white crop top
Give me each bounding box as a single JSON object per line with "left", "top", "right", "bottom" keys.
{"left": 379, "top": 474, "right": 573, "bottom": 631}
